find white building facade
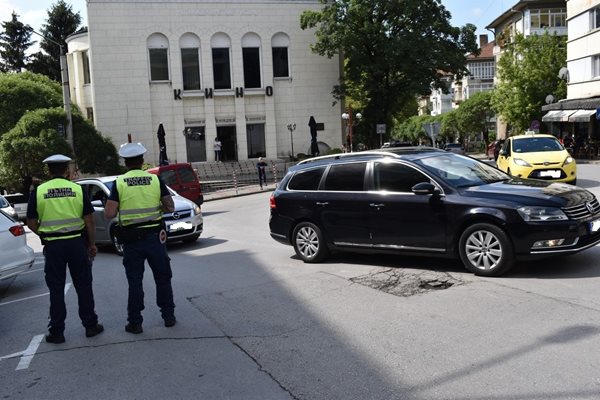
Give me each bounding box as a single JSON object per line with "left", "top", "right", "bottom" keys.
{"left": 66, "top": 0, "right": 343, "bottom": 165}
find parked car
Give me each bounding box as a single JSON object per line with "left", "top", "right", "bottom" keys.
{"left": 0, "top": 210, "right": 34, "bottom": 280}
{"left": 75, "top": 176, "right": 203, "bottom": 255}
{"left": 4, "top": 193, "right": 28, "bottom": 221}
{"left": 146, "top": 163, "right": 203, "bottom": 205}
{"left": 496, "top": 133, "right": 576, "bottom": 184}
{"left": 443, "top": 143, "right": 465, "bottom": 155}
{"left": 0, "top": 195, "right": 18, "bottom": 220}
{"left": 269, "top": 148, "right": 600, "bottom": 277}
{"left": 381, "top": 140, "right": 413, "bottom": 149}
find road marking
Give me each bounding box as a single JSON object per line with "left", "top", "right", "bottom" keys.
{"left": 0, "top": 284, "right": 72, "bottom": 371}
{"left": 0, "top": 283, "right": 71, "bottom": 307}
{"left": 16, "top": 335, "right": 44, "bottom": 370}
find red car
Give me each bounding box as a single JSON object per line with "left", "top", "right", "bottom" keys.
{"left": 146, "top": 163, "right": 203, "bottom": 205}
{"left": 487, "top": 140, "right": 505, "bottom": 160}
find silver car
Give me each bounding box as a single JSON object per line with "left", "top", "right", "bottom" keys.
{"left": 0, "top": 195, "right": 18, "bottom": 220}
{"left": 76, "top": 176, "right": 203, "bottom": 255}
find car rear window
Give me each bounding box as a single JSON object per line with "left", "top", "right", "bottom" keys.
{"left": 288, "top": 167, "right": 325, "bottom": 191}
{"left": 160, "top": 170, "right": 178, "bottom": 186}
{"left": 4, "top": 194, "right": 26, "bottom": 204}
{"left": 323, "top": 163, "right": 366, "bottom": 191}
{"left": 178, "top": 167, "right": 197, "bottom": 184}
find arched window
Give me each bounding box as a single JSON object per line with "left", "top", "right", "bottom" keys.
{"left": 147, "top": 33, "right": 170, "bottom": 81}
{"left": 271, "top": 32, "right": 290, "bottom": 78}
{"left": 180, "top": 33, "right": 201, "bottom": 91}
{"left": 211, "top": 33, "right": 232, "bottom": 90}
{"left": 242, "top": 32, "right": 261, "bottom": 88}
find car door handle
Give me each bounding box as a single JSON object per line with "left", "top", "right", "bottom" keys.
{"left": 369, "top": 203, "right": 385, "bottom": 209}
{"left": 316, "top": 202, "right": 329, "bottom": 207}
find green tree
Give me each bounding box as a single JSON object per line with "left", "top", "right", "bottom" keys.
{"left": 456, "top": 90, "right": 495, "bottom": 144}
{"left": 393, "top": 114, "right": 439, "bottom": 145}
{"left": 0, "top": 71, "right": 63, "bottom": 135}
{"left": 0, "top": 108, "right": 121, "bottom": 193}
{"left": 27, "top": 1, "right": 82, "bottom": 81}
{"left": 300, "top": 0, "right": 478, "bottom": 147}
{"left": 439, "top": 110, "right": 461, "bottom": 144}
{"left": 492, "top": 32, "right": 567, "bottom": 134}
{"left": 0, "top": 12, "right": 34, "bottom": 72}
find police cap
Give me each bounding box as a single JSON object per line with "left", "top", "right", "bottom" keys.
{"left": 119, "top": 142, "right": 147, "bottom": 158}
{"left": 43, "top": 154, "right": 72, "bottom": 164}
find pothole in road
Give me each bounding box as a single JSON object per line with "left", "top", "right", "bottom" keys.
{"left": 350, "top": 268, "right": 465, "bottom": 297}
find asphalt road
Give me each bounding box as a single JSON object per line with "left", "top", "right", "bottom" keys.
{"left": 2, "top": 165, "right": 600, "bottom": 399}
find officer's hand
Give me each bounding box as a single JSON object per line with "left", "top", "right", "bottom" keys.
{"left": 88, "top": 245, "right": 97, "bottom": 258}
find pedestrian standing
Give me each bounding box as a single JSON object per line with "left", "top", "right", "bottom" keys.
{"left": 214, "top": 137, "right": 222, "bottom": 162}
{"left": 104, "top": 143, "right": 176, "bottom": 334}
{"left": 26, "top": 154, "right": 103, "bottom": 344}
{"left": 257, "top": 157, "right": 268, "bottom": 189}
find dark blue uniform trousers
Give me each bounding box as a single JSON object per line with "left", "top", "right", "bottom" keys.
{"left": 122, "top": 232, "right": 175, "bottom": 324}
{"left": 44, "top": 236, "right": 98, "bottom": 335}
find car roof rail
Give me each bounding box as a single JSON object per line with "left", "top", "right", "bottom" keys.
{"left": 297, "top": 151, "right": 398, "bottom": 165}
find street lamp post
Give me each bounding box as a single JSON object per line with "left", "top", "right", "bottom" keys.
{"left": 31, "top": 30, "right": 74, "bottom": 156}
{"left": 286, "top": 123, "right": 296, "bottom": 160}
{"left": 341, "top": 108, "right": 362, "bottom": 152}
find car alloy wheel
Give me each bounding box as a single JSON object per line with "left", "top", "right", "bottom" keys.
{"left": 458, "top": 223, "right": 514, "bottom": 277}
{"left": 292, "top": 222, "right": 328, "bottom": 263}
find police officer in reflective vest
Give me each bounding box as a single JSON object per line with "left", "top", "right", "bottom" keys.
{"left": 26, "top": 154, "right": 103, "bottom": 344}
{"left": 104, "top": 143, "right": 176, "bottom": 334}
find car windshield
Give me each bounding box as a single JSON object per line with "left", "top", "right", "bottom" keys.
{"left": 417, "top": 153, "right": 510, "bottom": 188}
{"left": 512, "top": 137, "right": 564, "bottom": 153}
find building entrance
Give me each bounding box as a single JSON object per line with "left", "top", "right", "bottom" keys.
{"left": 217, "top": 125, "right": 237, "bottom": 161}
{"left": 185, "top": 126, "right": 206, "bottom": 162}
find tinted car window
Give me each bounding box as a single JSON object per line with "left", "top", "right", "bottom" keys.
{"left": 323, "top": 163, "right": 366, "bottom": 191}
{"left": 373, "top": 162, "right": 429, "bottom": 192}
{"left": 178, "top": 167, "right": 197, "bottom": 183}
{"left": 288, "top": 167, "right": 325, "bottom": 190}
{"left": 160, "top": 170, "right": 178, "bottom": 186}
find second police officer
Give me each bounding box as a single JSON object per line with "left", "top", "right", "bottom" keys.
{"left": 104, "top": 143, "right": 176, "bottom": 333}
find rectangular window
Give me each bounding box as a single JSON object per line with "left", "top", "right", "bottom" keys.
{"left": 272, "top": 47, "right": 289, "bottom": 78}
{"left": 181, "top": 48, "right": 201, "bottom": 91}
{"left": 323, "top": 163, "right": 366, "bottom": 191}
{"left": 246, "top": 123, "right": 265, "bottom": 158}
{"left": 86, "top": 107, "right": 94, "bottom": 122}
{"left": 373, "top": 162, "right": 429, "bottom": 192}
{"left": 593, "top": 55, "right": 600, "bottom": 78}
{"left": 592, "top": 7, "right": 600, "bottom": 30}
{"left": 82, "top": 50, "right": 91, "bottom": 84}
{"left": 149, "top": 48, "right": 169, "bottom": 81}
{"left": 288, "top": 167, "right": 325, "bottom": 191}
{"left": 243, "top": 47, "right": 261, "bottom": 88}
{"left": 212, "top": 48, "right": 231, "bottom": 90}
{"left": 529, "top": 8, "right": 566, "bottom": 28}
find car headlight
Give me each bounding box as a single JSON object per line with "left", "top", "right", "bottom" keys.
{"left": 517, "top": 206, "right": 568, "bottom": 221}
{"left": 563, "top": 156, "right": 574, "bottom": 166}
{"left": 513, "top": 158, "right": 531, "bottom": 167}
{"left": 193, "top": 204, "right": 201, "bottom": 215}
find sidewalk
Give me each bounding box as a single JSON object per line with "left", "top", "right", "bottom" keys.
{"left": 203, "top": 183, "right": 277, "bottom": 202}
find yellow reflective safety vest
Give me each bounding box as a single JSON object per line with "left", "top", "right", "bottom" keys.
{"left": 36, "top": 178, "right": 85, "bottom": 241}
{"left": 116, "top": 170, "right": 162, "bottom": 228}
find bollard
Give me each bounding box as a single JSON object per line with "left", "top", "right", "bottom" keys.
{"left": 271, "top": 161, "right": 277, "bottom": 185}
{"left": 232, "top": 169, "right": 238, "bottom": 195}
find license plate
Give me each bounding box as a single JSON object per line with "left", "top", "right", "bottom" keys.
{"left": 539, "top": 170, "right": 561, "bottom": 178}
{"left": 168, "top": 221, "right": 193, "bottom": 232}
{"left": 589, "top": 219, "right": 600, "bottom": 233}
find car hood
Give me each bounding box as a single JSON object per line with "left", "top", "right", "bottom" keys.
{"left": 512, "top": 150, "right": 571, "bottom": 164}
{"left": 461, "top": 178, "right": 594, "bottom": 208}
{"left": 173, "top": 195, "right": 194, "bottom": 212}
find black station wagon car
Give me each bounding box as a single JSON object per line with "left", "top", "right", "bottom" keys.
{"left": 269, "top": 147, "right": 600, "bottom": 276}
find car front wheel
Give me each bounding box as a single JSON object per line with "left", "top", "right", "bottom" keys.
{"left": 458, "top": 223, "right": 514, "bottom": 277}
{"left": 292, "top": 222, "right": 329, "bottom": 263}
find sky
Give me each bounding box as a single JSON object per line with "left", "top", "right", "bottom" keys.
{"left": 3, "top": 0, "right": 514, "bottom": 49}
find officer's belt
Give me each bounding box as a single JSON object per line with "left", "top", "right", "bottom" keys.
{"left": 40, "top": 229, "right": 84, "bottom": 238}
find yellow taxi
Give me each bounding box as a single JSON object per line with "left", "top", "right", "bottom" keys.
{"left": 496, "top": 133, "right": 577, "bottom": 184}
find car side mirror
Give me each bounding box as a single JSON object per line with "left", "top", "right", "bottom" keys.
{"left": 498, "top": 149, "right": 506, "bottom": 156}
{"left": 412, "top": 182, "right": 439, "bottom": 195}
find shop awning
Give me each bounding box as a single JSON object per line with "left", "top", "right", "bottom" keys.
{"left": 542, "top": 110, "right": 576, "bottom": 122}
{"left": 568, "top": 109, "right": 596, "bottom": 122}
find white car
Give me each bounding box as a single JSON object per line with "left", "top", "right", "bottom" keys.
{"left": 0, "top": 210, "right": 34, "bottom": 280}
{"left": 0, "top": 195, "right": 18, "bottom": 220}
{"left": 4, "top": 193, "right": 28, "bottom": 221}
